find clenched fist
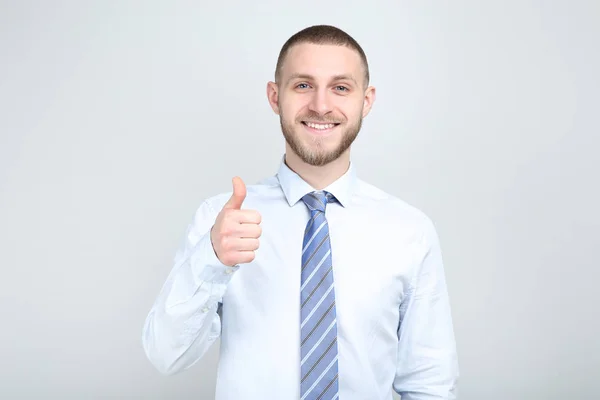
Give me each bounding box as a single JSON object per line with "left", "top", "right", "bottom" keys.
{"left": 210, "top": 177, "right": 262, "bottom": 266}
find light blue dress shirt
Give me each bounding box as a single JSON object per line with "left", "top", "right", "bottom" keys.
{"left": 142, "top": 156, "right": 459, "bottom": 399}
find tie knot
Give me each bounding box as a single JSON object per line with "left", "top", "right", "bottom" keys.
{"left": 302, "top": 191, "right": 335, "bottom": 213}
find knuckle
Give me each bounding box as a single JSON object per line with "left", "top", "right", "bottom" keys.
{"left": 218, "top": 252, "right": 228, "bottom": 264}
{"left": 222, "top": 209, "right": 234, "bottom": 222}
{"left": 223, "top": 255, "right": 234, "bottom": 266}
{"left": 221, "top": 225, "right": 234, "bottom": 237}
{"left": 220, "top": 236, "right": 231, "bottom": 250}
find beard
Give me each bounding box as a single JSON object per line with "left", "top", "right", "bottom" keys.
{"left": 279, "top": 110, "right": 362, "bottom": 167}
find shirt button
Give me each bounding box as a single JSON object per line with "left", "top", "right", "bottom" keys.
{"left": 202, "top": 307, "right": 209, "bottom": 313}
{"left": 225, "top": 268, "right": 233, "bottom": 275}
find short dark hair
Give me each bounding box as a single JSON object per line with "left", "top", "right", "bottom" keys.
{"left": 274, "top": 25, "right": 370, "bottom": 86}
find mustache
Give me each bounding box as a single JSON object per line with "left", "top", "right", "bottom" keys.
{"left": 297, "top": 112, "right": 344, "bottom": 124}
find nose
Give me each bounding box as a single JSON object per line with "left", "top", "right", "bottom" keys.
{"left": 308, "top": 88, "right": 333, "bottom": 116}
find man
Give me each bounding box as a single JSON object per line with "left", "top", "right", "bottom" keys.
{"left": 142, "top": 25, "right": 459, "bottom": 399}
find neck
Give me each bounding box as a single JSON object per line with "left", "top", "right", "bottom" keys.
{"left": 284, "top": 145, "right": 351, "bottom": 190}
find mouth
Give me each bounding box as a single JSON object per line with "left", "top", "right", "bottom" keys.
{"left": 301, "top": 121, "right": 341, "bottom": 135}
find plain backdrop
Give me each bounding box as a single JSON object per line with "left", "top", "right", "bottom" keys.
{"left": 1, "top": 1, "right": 599, "bottom": 399}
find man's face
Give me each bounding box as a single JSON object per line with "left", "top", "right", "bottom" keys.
{"left": 268, "top": 43, "right": 375, "bottom": 166}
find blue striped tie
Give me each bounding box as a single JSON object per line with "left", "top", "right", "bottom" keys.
{"left": 300, "top": 191, "right": 339, "bottom": 400}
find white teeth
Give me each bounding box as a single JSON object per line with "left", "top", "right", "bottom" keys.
{"left": 306, "top": 122, "right": 335, "bottom": 130}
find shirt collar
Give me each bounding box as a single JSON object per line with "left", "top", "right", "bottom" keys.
{"left": 275, "top": 154, "right": 357, "bottom": 208}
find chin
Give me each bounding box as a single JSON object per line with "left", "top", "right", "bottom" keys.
{"left": 281, "top": 117, "right": 358, "bottom": 166}
{"left": 296, "top": 144, "right": 346, "bottom": 166}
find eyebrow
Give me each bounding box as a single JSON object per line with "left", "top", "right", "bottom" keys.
{"left": 286, "top": 73, "right": 359, "bottom": 87}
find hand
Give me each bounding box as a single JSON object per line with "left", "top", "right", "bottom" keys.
{"left": 210, "top": 177, "right": 262, "bottom": 266}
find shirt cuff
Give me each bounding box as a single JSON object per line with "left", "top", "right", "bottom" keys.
{"left": 189, "top": 230, "right": 241, "bottom": 285}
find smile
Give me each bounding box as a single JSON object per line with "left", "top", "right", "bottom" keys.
{"left": 301, "top": 121, "right": 340, "bottom": 134}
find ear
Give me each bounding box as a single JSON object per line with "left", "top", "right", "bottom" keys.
{"left": 266, "top": 81, "right": 280, "bottom": 115}
{"left": 361, "top": 85, "right": 376, "bottom": 118}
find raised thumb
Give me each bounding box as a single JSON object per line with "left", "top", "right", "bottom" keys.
{"left": 223, "top": 176, "right": 246, "bottom": 210}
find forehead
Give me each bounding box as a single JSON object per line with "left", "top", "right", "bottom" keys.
{"left": 281, "top": 43, "right": 363, "bottom": 80}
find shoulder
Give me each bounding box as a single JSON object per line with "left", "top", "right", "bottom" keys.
{"left": 353, "top": 178, "right": 439, "bottom": 243}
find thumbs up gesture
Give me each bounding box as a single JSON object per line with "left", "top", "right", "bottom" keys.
{"left": 210, "top": 177, "right": 262, "bottom": 266}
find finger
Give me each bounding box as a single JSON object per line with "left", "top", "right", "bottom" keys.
{"left": 238, "top": 224, "right": 262, "bottom": 239}
{"left": 223, "top": 176, "right": 246, "bottom": 210}
{"left": 227, "top": 238, "right": 260, "bottom": 251}
{"left": 235, "top": 209, "right": 262, "bottom": 225}
{"left": 236, "top": 250, "right": 256, "bottom": 264}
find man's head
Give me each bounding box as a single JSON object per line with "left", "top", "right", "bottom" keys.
{"left": 267, "top": 25, "right": 376, "bottom": 167}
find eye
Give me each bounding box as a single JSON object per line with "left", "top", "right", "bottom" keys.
{"left": 295, "top": 83, "right": 311, "bottom": 89}
{"left": 335, "top": 85, "right": 349, "bottom": 92}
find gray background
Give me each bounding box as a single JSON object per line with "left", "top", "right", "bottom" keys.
{"left": 1, "top": 1, "right": 598, "bottom": 399}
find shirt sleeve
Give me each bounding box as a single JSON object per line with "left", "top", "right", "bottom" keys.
{"left": 142, "top": 199, "right": 239, "bottom": 375}
{"left": 393, "top": 217, "right": 460, "bottom": 399}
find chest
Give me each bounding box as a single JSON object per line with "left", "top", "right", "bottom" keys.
{"left": 222, "top": 208, "right": 420, "bottom": 327}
